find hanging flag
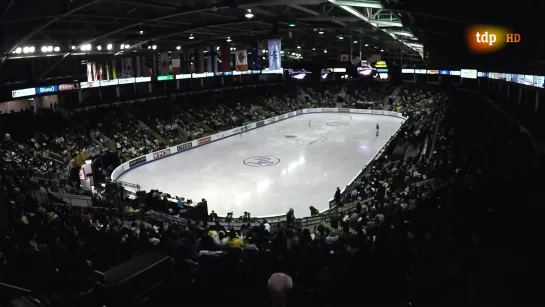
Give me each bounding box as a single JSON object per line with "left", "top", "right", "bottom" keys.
{"left": 112, "top": 60, "right": 117, "bottom": 79}
{"left": 172, "top": 50, "right": 181, "bottom": 74}
{"left": 142, "top": 56, "right": 150, "bottom": 77}
{"left": 92, "top": 62, "right": 97, "bottom": 81}
{"left": 235, "top": 48, "right": 248, "bottom": 71}
{"left": 97, "top": 64, "right": 103, "bottom": 80}
{"left": 86, "top": 62, "right": 93, "bottom": 82}
{"left": 220, "top": 44, "right": 231, "bottom": 72}
{"left": 267, "top": 39, "right": 281, "bottom": 70}
{"left": 158, "top": 52, "right": 169, "bottom": 75}
{"left": 197, "top": 47, "right": 205, "bottom": 73}
{"left": 125, "top": 58, "right": 134, "bottom": 77}
{"left": 104, "top": 63, "right": 110, "bottom": 80}
{"left": 212, "top": 46, "right": 218, "bottom": 73}
{"left": 135, "top": 56, "right": 141, "bottom": 76}
{"left": 205, "top": 46, "right": 212, "bottom": 72}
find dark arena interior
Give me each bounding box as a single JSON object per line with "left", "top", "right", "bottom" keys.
{"left": 0, "top": 1, "right": 544, "bottom": 307}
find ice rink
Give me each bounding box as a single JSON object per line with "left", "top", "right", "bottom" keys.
{"left": 118, "top": 113, "right": 404, "bottom": 217}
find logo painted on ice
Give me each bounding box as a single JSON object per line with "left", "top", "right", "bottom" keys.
{"left": 243, "top": 156, "right": 280, "bottom": 167}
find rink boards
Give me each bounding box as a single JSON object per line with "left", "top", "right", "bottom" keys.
{"left": 111, "top": 108, "right": 407, "bottom": 189}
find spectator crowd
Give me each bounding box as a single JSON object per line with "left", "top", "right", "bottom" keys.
{"left": 0, "top": 80, "right": 541, "bottom": 307}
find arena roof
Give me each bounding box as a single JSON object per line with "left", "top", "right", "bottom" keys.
{"left": 0, "top": 0, "right": 426, "bottom": 84}
{"left": 1, "top": 0, "right": 544, "bottom": 85}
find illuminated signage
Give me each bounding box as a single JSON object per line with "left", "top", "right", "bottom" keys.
{"left": 460, "top": 69, "right": 477, "bottom": 79}
{"left": 157, "top": 75, "right": 174, "bottom": 81}
{"left": 176, "top": 74, "right": 191, "bottom": 79}
{"left": 80, "top": 81, "right": 100, "bottom": 88}
{"left": 36, "top": 85, "right": 58, "bottom": 94}
{"left": 192, "top": 73, "right": 206, "bottom": 78}
{"left": 376, "top": 68, "right": 388, "bottom": 73}
{"left": 135, "top": 76, "right": 151, "bottom": 83}
{"left": 58, "top": 83, "right": 79, "bottom": 91}
{"left": 375, "top": 61, "right": 387, "bottom": 67}
{"left": 12, "top": 87, "right": 36, "bottom": 98}
{"left": 524, "top": 75, "right": 533, "bottom": 85}
{"left": 439, "top": 70, "right": 450, "bottom": 75}
{"left": 401, "top": 69, "right": 414, "bottom": 73}
{"left": 533, "top": 76, "right": 544, "bottom": 88}
{"left": 414, "top": 69, "right": 427, "bottom": 74}
{"left": 118, "top": 77, "right": 136, "bottom": 85}
{"left": 427, "top": 70, "right": 439, "bottom": 74}
{"left": 100, "top": 79, "right": 119, "bottom": 87}
{"left": 450, "top": 70, "right": 461, "bottom": 76}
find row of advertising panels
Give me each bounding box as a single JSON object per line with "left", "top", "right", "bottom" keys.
{"left": 11, "top": 69, "right": 284, "bottom": 99}
{"left": 402, "top": 68, "right": 545, "bottom": 88}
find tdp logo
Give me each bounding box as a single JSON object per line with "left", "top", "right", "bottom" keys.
{"left": 467, "top": 25, "right": 520, "bottom": 54}
{"left": 475, "top": 32, "right": 521, "bottom": 45}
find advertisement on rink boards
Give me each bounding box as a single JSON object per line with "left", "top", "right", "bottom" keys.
{"left": 128, "top": 156, "right": 146, "bottom": 168}
{"left": 338, "top": 108, "right": 350, "bottom": 113}
{"left": 176, "top": 142, "right": 192, "bottom": 152}
{"left": 153, "top": 148, "right": 171, "bottom": 159}
{"left": 198, "top": 136, "right": 211, "bottom": 145}
{"left": 255, "top": 121, "right": 265, "bottom": 128}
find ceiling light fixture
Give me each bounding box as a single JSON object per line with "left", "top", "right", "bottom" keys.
{"left": 97, "top": 45, "right": 102, "bottom": 50}
{"left": 318, "top": 30, "right": 324, "bottom": 34}
{"left": 41, "top": 46, "right": 48, "bottom": 52}
{"left": 353, "top": 40, "right": 358, "bottom": 43}
{"left": 53, "top": 47, "right": 60, "bottom": 52}
{"left": 107, "top": 44, "right": 112, "bottom": 50}
{"left": 289, "top": 23, "right": 295, "bottom": 27}
{"left": 324, "top": 49, "right": 327, "bottom": 53}
{"left": 28, "top": 46, "right": 35, "bottom": 53}
{"left": 297, "top": 45, "right": 301, "bottom": 49}
{"left": 120, "top": 44, "right": 125, "bottom": 49}
{"left": 140, "top": 30, "right": 144, "bottom": 34}
{"left": 176, "top": 46, "right": 181, "bottom": 50}
{"left": 245, "top": 9, "right": 254, "bottom": 18}
{"left": 71, "top": 45, "right": 76, "bottom": 50}
{"left": 152, "top": 45, "right": 157, "bottom": 50}
{"left": 47, "top": 46, "right": 53, "bottom": 52}
{"left": 226, "top": 36, "right": 232, "bottom": 42}
{"left": 189, "top": 34, "right": 194, "bottom": 40}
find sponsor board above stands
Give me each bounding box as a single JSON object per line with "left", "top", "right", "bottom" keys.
{"left": 111, "top": 108, "right": 407, "bottom": 182}
{"left": 402, "top": 68, "right": 545, "bottom": 87}
{"left": 9, "top": 69, "right": 282, "bottom": 99}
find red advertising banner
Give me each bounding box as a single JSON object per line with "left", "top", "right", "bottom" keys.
{"left": 198, "top": 136, "right": 211, "bottom": 145}
{"left": 153, "top": 148, "right": 171, "bottom": 159}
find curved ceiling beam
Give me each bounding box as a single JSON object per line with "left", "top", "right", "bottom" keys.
{"left": 127, "top": 20, "right": 258, "bottom": 49}
{"left": 0, "top": 0, "right": 102, "bottom": 66}
{"left": 78, "top": 0, "right": 318, "bottom": 46}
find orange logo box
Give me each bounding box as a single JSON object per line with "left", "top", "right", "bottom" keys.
{"left": 466, "top": 25, "right": 520, "bottom": 54}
